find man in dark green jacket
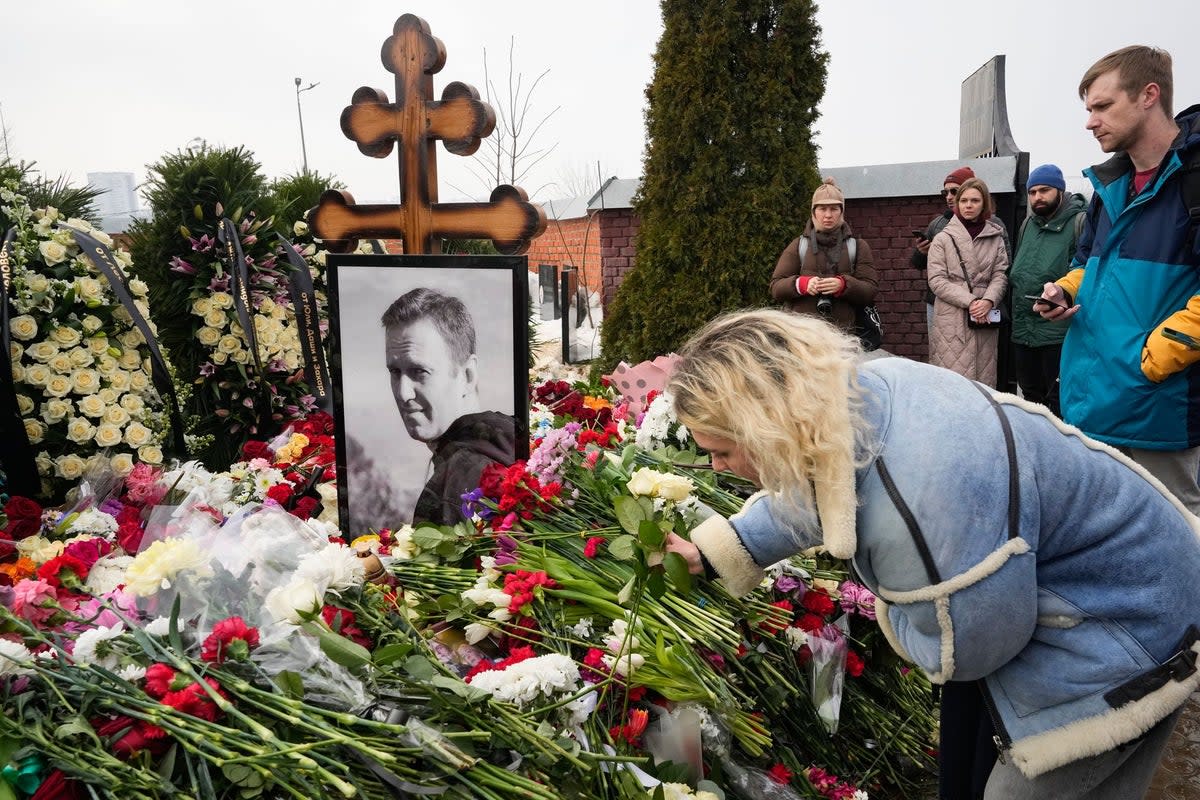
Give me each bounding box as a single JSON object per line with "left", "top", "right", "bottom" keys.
{"left": 1008, "top": 164, "right": 1086, "bottom": 415}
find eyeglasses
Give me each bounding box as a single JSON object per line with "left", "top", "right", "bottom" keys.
{"left": 941, "top": 187, "right": 959, "bottom": 197}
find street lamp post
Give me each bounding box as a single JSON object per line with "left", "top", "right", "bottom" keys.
{"left": 294, "top": 77, "right": 319, "bottom": 172}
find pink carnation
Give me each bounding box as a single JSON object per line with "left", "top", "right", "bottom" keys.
{"left": 11, "top": 579, "right": 59, "bottom": 625}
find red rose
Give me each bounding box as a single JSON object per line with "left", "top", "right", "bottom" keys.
{"left": 4, "top": 496, "right": 43, "bottom": 540}
{"left": 292, "top": 496, "right": 319, "bottom": 520}
{"left": 241, "top": 440, "right": 273, "bottom": 461}
{"left": 116, "top": 519, "right": 146, "bottom": 553}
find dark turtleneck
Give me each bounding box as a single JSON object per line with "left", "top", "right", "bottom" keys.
{"left": 956, "top": 212, "right": 987, "bottom": 240}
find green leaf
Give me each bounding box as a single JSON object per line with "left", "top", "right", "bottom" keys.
{"left": 613, "top": 495, "right": 646, "bottom": 535}
{"left": 0, "top": 782, "right": 16, "bottom": 800}
{"left": 272, "top": 670, "right": 306, "bottom": 699}
{"left": 222, "top": 763, "right": 265, "bottom": 789}
{"left": 156, "top": 742, "right": 179, "bottom": 781}
{"left": 664, "top": 552, "right": 695, "bottom": 594}
{"left": 168, "top": 595, "right": 184, "bottom": 655}
{"left": 53, "top": 716, "right": 97, "bottom": 741}
{"left": 372, "top": 642, "right": 414, "bottom": 667}
{"left": 412, "top": 525, "right": 447, "bottom": 549}
{"left": 403, "top": 655, "right": 438, "bottom": 682}
{"left": 621, "top": 444, "right": 638, "bottom": 470}
{"left": 638, "top": 518, "right": 665, "bottom": 549}
{"left": 616, "top": 576, "right": 636, "bottom": 605}
{"left": 430, "top": 675, "right": 490, "bottom": 703}
{"left": 647, "top": 566, "right": 667, "bottom": 599}
{"left": 608, "top": 534, "right": 638, "bottom": 561}
{"left": 303, "top": 623, "right": 371, "bottom": 671}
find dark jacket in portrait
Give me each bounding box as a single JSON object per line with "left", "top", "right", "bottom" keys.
{"left": 412, "top": 410, "right": 517, "bottom": 526}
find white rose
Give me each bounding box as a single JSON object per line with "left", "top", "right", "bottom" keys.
{"left": 17, "top": 536, "right": 63, "bottom": 563}
{"left": 108, "top": 370, "right": 131, "bottom": 391}
{"left": 258, "top": 298, "right": 277, "bottom": 316}
{"left": 103, "top": 405, "right": 131, "bottom": 427}
{"left": 77, "top": 394, "right": 107, "bottom": 418}
{"left": 217, "top": 335, "right": 242, "bottom": 354}
{"left": 10, "top": 363, "right": 22, "bottom": 383}
{"left": 137, "top": 445, "right": 163, "bottom": 465}
{"left": 264, "top": 578, "right": 323, "bottom": 624}
{"left": 129, "top": 278, "right": 148, "bottom": 296}
{"left": 10, "top": 315, "right": 38, "bottom": 341}
{"left": 26, "top": 275, "right": 50, "bottom": 294}
{"left": 119, "top": 350, "right": 142, "bottom": 370}
{"left": 129, "top": 372, "right": 149, "bottom": 392}
{"left": 124, "top": 421, "right": 152, "bottom": 447}
{"left": 9, "top": 342, "right": 22, "bottom": 361}
{"left": 48, "top": 353, "right": 74, "bottom": 374}
{"left": 95, "top": 355, "right": 118, "bottom": 377}
{"left": 196, "top": 326, "right": 221, "bottom": 346}
{"left": 35, "top": 451, "right": 53, "bottom": 476}
{"left": 80, "top": 315, "right": 103, "bottom": 334}
{"left": 211, "top": 351, "right": 228, "bottom": 365}
{"left": 65, "top": 417, "right": 97, "bottom": 443}
{"left": 293, "top": 220, "right": 309, "bottom": 237}
{"left": 211, "top": 292, "right": 234, "bottom": 309}
{"left": 24, "top": 418, "right": 46, "bottom": 443}
{"left": 119, "top": 394, "right": 145, "bottom": 415}
{"left": 41, "top": 398, "right": 73, "bottom": 424}
{"left": 94, "top": 423, "right": 123, "bottom": 448}
{"left": 68, "top": 348, "right": 94, "bottom": 368}
{"left": 110, "top": 453, "right": 135, "bottom": 475}
{"left": 231, "top": 351, "right": 248, "bottom": 364}
{"left": 27, "top": 341, "right": 59, "bottom": 362}
{"left": 64, "top": 216, "right": 93, "bottom": 233}
{"left": 75, "top": 277, "right": 103, "bottom": 301}
{"left": 39, "top": 239, "right": 69, "bottom": 265}
{"left": 626, "top": 467, "right": 693, "bottom": 501}
{"left": 71, "top": 369, "right": 101, "bottom": 395}
{"left": 120, "top": 330, "right": 144, "bottom": 348}
{"left": 44, "top": 374, "right": 73, "bottom": 397}
{"left": 16, "top": 394, "right": 34, "bottom": 416}
{"left": 206, "top": 308, "right": 230, "bottom": 328}
{"left": 88, "top": 337, "right": 110, "bottom": 355}
{"left": 55, "top": 454, "right": 86, "bottom": 480}
{"left": 192, "top": 298, "right": 213, "bottom": 316}
{"left": 98, "top": 387, "right": 119, "bottom": 405}
{"left": 50, "top": 326, "right": 82, "bottom": 348}
{"left": 24, "top": 364, "right": 50, "bottom": 386}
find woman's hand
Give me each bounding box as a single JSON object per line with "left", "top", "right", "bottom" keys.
{"left": 665, "top": 532, "right": 704, "bottom": 575}
{"left": 811, "top": 277, "right": 842, "bottom": 295}
{"left": 968, "top": 298, "right": 993, "bottom": 322}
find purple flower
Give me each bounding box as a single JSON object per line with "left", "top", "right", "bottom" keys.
{"left": 460, "top": 487, "right": 493, "bottom": 521}
{"left": 774, "top": 575, "right": 803, "bottom": 593}
{"left": 209, "top": 275, "right": 230, "bottom": 292}
{"left": 839, "top": 581, "right": 877, "bottom": 620}
{"left": 169, "top": 256, "right": 196, "bottom": 275}
{"left": 190, "top": 234, "right": 215, "bottom": 253}
{"left": 494, "top": 534, "right": 520, "bottom": 566}
{"left": 199, "top": 362, "right": 217, "bottom": 377}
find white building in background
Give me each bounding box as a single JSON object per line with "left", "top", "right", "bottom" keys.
{"left": 86, "top": 171, "right": 149, "bottom": 234}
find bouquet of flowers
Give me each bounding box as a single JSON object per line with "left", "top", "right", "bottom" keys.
{"left": 1, "top": 182, "right": 174, "bottom": 499}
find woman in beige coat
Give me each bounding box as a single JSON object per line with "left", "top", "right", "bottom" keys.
{"left": 927, "top": 177, "right": 1009, "bottom": 387}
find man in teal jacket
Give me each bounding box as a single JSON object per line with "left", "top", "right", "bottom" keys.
{"left": 1008, "top": 164, "right": 1087, "bottom": 416}
{"left": 1037, "top": 45, "right": 1200, "bottom": 514}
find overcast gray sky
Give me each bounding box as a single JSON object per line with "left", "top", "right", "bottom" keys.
{"left": 2, "top": 1, "right": 1197, "bottom": 208}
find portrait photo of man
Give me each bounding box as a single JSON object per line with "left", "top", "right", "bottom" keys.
{"left": 328, "top": 257, "right": 527, "bottom": 534}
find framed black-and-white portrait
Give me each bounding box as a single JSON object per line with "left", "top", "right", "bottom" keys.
{"left": 326, "top": 254, "right": 530, "bottom": 534}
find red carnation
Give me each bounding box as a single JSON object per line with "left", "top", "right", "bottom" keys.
{"left": 801, "top": 588, "right": 836, "bottom": 617}
{"left": 143, "top": 663, "right": 178, "bottom": 699}
{"left": 161, "top": 678, "right": 227, "bottom": 722}
{"left": 94, "top": 715, "right": 171, "bottom": 759}
{"left": 292, "top": 496, "right": 320, "bottom": 520}
{"left": 29, "top": 769, "right": 85, "bottom": 800}
{"left": 201, "top": 616, "right": 260, "bottom": 665}
{"left": 795, "top": 613, "right": 826, "bottom": 633}
{"left": 766, "top": 763, "right": 793, "bottom": 785}
{"left": 116, "top": 518, "right": 146, "bottom": 553}
{"left": 37, "top": 554, "right": 91, "bottom": 589}
{"left": 583, "top": 536, "right": 605, "bottom": 559}
{"left": 265, "top": 483, "right": 294, "bottom": 506}
{"left": 322, "top": 605, "right": 372, "bottom": 649}
{"left": 846, "top": 649, "right": 865, "bottom": 678}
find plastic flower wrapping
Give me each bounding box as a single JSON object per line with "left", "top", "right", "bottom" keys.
{"left": 0, "top": 369, "right": 937, "bottom": 799}
{"left": 1, "top": 182, "right": 174, "bottom": 499}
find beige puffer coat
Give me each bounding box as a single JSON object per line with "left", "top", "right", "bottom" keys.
{"left": 926, "top": 216, "right": 1009, "bottom": 387}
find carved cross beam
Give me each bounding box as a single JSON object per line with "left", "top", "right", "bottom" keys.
{"left": 310, "top": 14, "right": 546, "bottom": 255}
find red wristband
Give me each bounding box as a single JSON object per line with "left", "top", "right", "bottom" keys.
{"left": 796, "top": 276, "right": 812, "bottom": 295}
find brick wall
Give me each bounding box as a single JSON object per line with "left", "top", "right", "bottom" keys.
{"left": 598, "top": 208, "right": 640, "bottom": 310}
{"left": 523, "top": 215, "right": 604, "bottom": 299}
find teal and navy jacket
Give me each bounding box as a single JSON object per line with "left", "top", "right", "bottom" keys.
{"left": 1056, "top": 104, "right": 1200, "bottom": 450}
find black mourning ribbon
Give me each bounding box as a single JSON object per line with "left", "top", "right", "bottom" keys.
{"left": 276, "top": 233, "right": 331, "bottom": 413}
{"left": 0, "top": 227, "right": 40, "bottom": 496}
{"left": 216, "top": 218, "right": 274, "bottom": 425}
{"left": 69, "top": 228, "right": 188, "bottom": 458}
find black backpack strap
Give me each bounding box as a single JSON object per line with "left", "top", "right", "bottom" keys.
{"left": 1180, "top": 150, "right": 1200, "bottom": 247}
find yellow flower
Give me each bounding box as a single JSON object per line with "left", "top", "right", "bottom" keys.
{"left": 274, "top": 433, "right": 310, "bottom": 465}
{"left": 211, "top": 292, "right": 234, "bottom": 310}
{"left": 196, "top": 326, "right": 221, "bottom": 347}
{"left": 10, "top": 315, "right": 38, "bottom": 341}
{"left": 123, "top": 538, "right": 212, "bottom": 597}
{"left": 16, "top": 536, "right": 63, "bottom": 565}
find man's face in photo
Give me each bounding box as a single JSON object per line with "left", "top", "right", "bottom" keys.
{"left": 385, "top": 317, "right": 477, "bottom": 444}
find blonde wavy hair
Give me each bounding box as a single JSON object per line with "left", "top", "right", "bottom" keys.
{"left": 667, "top": 309, "right": 871, "bottom": 555}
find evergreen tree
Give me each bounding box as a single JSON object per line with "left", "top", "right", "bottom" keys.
{"left": 597, "top": 0, "right": 827, "bottom": 370}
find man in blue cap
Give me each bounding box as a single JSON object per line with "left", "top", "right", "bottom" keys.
{"left": 1008, "top": 164, "right": 1087, "bottom": 415}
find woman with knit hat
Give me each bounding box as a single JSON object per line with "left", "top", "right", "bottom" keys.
{"left": 770, "top": 177, "right": 878, "bottom": 347}
{"left": 927, "top": 176, "right": 1010, "bottom": 387}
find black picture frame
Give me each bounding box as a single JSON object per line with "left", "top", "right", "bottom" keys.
{"left": 325, "top": 254, "right": 530, "bottom": 534}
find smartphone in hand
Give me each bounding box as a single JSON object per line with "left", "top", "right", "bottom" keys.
{"left": 1162, "top": 327, "right": 1200, "bottom": 350}
{"left": 910, "top": 229, "right": 927, "bottom": 239}
{"left": 1022, "top": 294, "right": 1069, "bottom": 311}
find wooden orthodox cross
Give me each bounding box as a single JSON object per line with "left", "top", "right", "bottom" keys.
{"left": 310, "top": 14, "right": 546, "bottom": 255}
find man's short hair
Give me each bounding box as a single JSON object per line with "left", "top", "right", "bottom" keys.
{"left": 380, "top": 288, "right": 476, "bottom": 365}
{"left": 1079, "top": 45, "right": 1173, "bottom": 118}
